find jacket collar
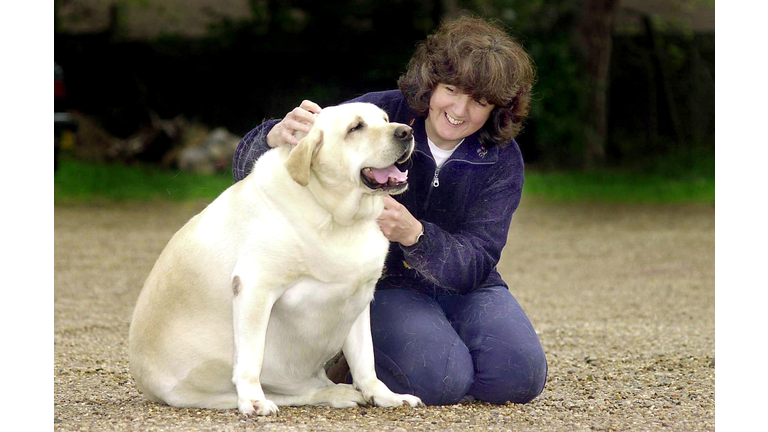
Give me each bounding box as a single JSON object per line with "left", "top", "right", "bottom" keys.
{"left": 409, "top": 116, "right": 499, "bottom": 166}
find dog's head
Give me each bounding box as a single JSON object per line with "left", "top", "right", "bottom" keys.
{"left": 284, "top": 103, "right": 414, "bottom": 196}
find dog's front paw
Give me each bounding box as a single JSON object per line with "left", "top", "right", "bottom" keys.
{"left": 398, "top": 393, "right": 425, "bottom": 408}
{"left": 358, "top": 379, "right": 424, "bottom": 408}
{"left": 239, "top": 398, "right": 279, "bottom": 416}
{"left": 368, "top": 392, "right": 424, "bottom": 408}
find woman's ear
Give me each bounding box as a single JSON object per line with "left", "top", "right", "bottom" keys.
{"left": 284, "top": 128, "right": 323, "bottom": 186}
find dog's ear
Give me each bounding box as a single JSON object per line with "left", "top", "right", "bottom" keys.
{"left": 285, "top": 128, "right": 323, "bottom": 186}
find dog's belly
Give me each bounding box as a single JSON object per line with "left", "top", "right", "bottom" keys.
{"left": 259, "top": 277, "right": 375, "bottom": 391}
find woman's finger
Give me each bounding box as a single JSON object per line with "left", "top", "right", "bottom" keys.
{"left": 299, "top": 100, "right": 323, "bottom": 115}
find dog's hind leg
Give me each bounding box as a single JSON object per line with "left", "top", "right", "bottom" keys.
{"left": 265, "top": 384, "right": 367, "bottom": 408}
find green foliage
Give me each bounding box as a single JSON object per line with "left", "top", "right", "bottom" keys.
{"left": 524, "top": 34, "right": 586, "bottom": 167}
{"left": 54, "top": 159, "right": 233, "bottom": 203}
{"left": 523, "top": 169, "right": 714, "bottom": 205}
{"left": 54, "top": 157, "right": 713, "bottom": 205}
{"left": 524, "top": 150, "right": 714, "bottom": 204}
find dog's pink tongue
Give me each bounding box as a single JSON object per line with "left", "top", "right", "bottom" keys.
{"left": 371, "top": 165, "right": 408, "bottom": 184}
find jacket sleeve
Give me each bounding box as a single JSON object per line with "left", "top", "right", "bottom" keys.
{"left": 400, "top": 156, "right": 524, "bottom": 294}
{"left": 232, "top": 119, "right": 280, "bottom": 182}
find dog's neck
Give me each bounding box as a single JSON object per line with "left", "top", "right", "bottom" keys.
{"left": 307, "top": 179, "right": 384, "bottom": 227}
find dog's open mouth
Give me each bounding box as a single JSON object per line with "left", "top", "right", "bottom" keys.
{"left": 360, "top": 165, "right": 408, "bottom": 191}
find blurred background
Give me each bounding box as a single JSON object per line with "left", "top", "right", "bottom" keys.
{"left": 53, "top": 0, "right": 715, "bottom": 202}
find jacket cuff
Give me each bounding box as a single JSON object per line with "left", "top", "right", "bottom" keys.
{"left": 400, "top": 220, "right": 431, "bottom": 263}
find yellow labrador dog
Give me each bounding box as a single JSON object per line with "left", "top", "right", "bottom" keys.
{"left": 129, "top": 103, "right": 422, "bottom": 416}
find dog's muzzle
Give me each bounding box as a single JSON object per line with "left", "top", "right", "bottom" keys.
{"left": 360, "top": 126, "right": 414, "bottom": 194}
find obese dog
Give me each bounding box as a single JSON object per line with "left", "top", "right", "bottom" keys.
{"left": 128, "top": 103, "right": 422, "bottom": 416}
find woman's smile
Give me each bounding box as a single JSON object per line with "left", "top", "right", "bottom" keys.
{"left": 445, "top": 112, "right": 465, "bottom": 126}
{"left": 425, "top": 84, "right": 494, "bottom": 150}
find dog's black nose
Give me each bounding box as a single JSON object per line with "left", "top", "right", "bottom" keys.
{"left": 394, "top": 125, "right": 413, "bottom": 142}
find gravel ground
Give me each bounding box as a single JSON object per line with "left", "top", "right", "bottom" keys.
{"left": 54, "top": 198, "right": 714, "bottom": 431}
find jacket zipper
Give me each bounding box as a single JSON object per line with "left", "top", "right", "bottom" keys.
{"left": 417, "top": 145, "right": 494, "bottom": 211}
{"left": 423, "top": 163, "right": 445, "bottom": 211}
{"left": 431, "top": 166, "right": 441, "bottom": 187}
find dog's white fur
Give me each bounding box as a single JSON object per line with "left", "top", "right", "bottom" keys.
{"left": 129, "top": 103, "right": 421, "bottom": 416}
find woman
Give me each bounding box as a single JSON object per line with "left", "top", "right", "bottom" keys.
{"left": 232, "top": 16, "right": 547, "bottom": 406}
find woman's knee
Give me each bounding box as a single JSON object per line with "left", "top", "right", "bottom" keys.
{"left": 377, "top": 340, "right": 473, "bottom": 406}
{"left": 369, "top": 290, "right": 475, "bottom": 405}
{"left": 414, "top": 340, "right": 474, "bottom": 405}
{"left": 439, "top": 286, "right": 548, "bottom": 404}
{"left": 469, "top": 334, "right": 548, "bottom": 404}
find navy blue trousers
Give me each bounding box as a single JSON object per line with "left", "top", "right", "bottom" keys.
{"left": 369, "top": 286, "right": 547, "bottom": 406}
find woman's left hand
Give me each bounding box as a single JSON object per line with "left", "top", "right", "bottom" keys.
{"left": 377, "top": 196, "right": 423, "bottom": 247}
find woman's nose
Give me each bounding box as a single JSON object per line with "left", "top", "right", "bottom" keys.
{"left": 453, "top": 95, "right": 469, "bottom": 116}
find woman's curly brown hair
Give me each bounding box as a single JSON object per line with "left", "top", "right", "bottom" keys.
{"left": 398, "top": 16, "right": 535, "bottom": 147}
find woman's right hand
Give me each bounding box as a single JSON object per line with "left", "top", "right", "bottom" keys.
{"left": 266, "top": 100, "right": 323, "bottom": 147}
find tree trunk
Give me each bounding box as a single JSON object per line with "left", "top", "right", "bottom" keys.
{"left": 576, "top": 0, "right": 621, "bottom": 169}
{"left": 642, "top": 14, "right": 684, "bottom": 152}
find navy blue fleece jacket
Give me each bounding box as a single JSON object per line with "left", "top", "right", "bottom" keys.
{"left": 232, "top": 90, "right": 525, "bottom": 295}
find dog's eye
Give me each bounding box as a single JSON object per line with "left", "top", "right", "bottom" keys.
{"left": 348, "top": 123, "right": 364, "bottom": 134}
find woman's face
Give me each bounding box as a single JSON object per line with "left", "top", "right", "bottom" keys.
{"left": 424, "top": 83, "right": 495, "bottom": 150}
